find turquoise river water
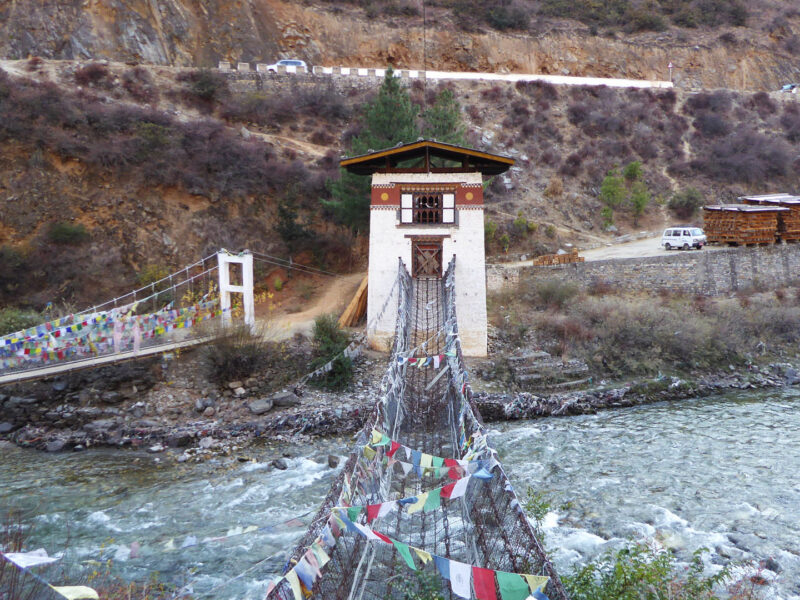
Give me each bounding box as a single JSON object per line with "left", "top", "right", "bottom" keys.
{"left": 1, "top": 389, "right": 799, "bottom": 599}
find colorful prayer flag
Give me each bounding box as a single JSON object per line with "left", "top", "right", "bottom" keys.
{"left": 473, "top": 566, "right": 498, "bottom": 600}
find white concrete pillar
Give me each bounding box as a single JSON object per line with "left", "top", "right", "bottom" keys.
{"left": 217, "top": 250, "right": 255, "bottom": 332}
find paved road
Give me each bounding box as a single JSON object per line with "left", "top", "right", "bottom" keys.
{"left": 581, "top": 236, "right": 726, "bottom": 261}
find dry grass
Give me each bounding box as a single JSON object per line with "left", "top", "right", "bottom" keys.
{"left": 493, "top": 277, "right": 800, "bottom": 377}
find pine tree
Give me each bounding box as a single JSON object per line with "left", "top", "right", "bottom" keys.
{"left": 325, "top": 68, "right": 420, "bottom": 233}
{"left": 422, "top": 89, "right": 466, "bottom": 145}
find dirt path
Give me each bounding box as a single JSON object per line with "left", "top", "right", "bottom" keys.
{"left": 261, "top": 272, "right": 366, "bottom": 340}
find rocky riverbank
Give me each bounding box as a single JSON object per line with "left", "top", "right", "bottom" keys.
{"left": 3, "top": 344, "right": 799, "bottom": 461}
{"left": 476, "top": 362, "right": 800, "bottom": 421}
{"left": 0, "top": 343, "right": 384, "bottom": 461}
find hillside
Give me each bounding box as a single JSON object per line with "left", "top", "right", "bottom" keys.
{"left": 2, "top": 56, "right": 800, "bottom": 315}
{"left": 1, "top": 0, "right": 800, "bottom": 311}
{"left": 1, "top": 0, "right": 799, "bottom": 90}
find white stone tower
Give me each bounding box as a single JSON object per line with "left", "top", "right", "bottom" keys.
{"left": 340, "top": 140, "right": 514, "bottom": 357}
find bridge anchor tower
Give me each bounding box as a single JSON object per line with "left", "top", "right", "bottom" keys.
{"left": 340, "top": 140, "right": 514, "bottom": 357}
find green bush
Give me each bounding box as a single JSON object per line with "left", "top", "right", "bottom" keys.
{"left": 203, "top": 324, "right": 272, "bottom": 384}
{"left": 564, "top": 542, "right": 755, "bottom": 600}
{"left": 274, "top": 276, "right": 283, "bottom": 291}
{"left": 0, "top": 307, "right": 43, "bottom": 336}
{"left": 622, "top": 160, "right": 643, "bottom": 182}
{"left": 485, "top": 219, "right": 498, "bottom": 245}
{"left": 311, "top": 314, "right": 353, "bottom": 390}
{"left": 669, "top": 188, "right": 704, "bottom": 219}
{"left": 47, "top": 221, "right": 89, "bottom": 245}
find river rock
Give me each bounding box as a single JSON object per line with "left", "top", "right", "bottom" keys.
{"left": 227, "top": 381, "right": 243, "bottom": 390}
{"left": 248, "top": 398, "right": 273, "bottom": 415}
{"left": 194, "top": 399, "right": 205, "bottom": 413}
{"left": 272, "top": 392, "right": 301, "bottom": 408}
{"left": 45, "top": 440, "right": 66, "bottom": 452}
{"left": 198, "top": 436, "right": 217, "bottom": 449}
{"left": 51, "top": 379, "right": 68, "bottom": 392}
{"left": 0, "top": 422, "right": 14, "bottom": 434}
{"left": 327, "top": 454, "right": 340, "bottom": 468}
{"left": 101, "top": 391, "right": 122, "bottom": 404}
{"left": 272, "top": 458, "right": 289, "bottom": 470}
{"left": 203, "top": 406, "right": 215, "bottom": 417}
{"left": 785, "top": 368, "right": 800, "bottom": 385}
{"left": 83, "top": 419, "right": 117, "bottom": 433}
{"left": 166, "top": 432, "right": 192, "bottom": 448}
{"left": 761, "top": 557, "right": 782, "bottom": 573}
{"left": 233, "top": 387, "right": 247, "bottom": 397}
{"left": 148, "top": 444, "right": 165, "bottom": 453}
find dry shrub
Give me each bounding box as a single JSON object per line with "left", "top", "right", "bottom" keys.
{"left": 544, "top": 176, "right": 564, "bottom": 198}
{"left": 74, "top": 62, "right": 110, "bottom": 87}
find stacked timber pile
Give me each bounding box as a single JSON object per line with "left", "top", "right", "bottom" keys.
{"left": 703, "top": 204, "right": 787, "bottom": 245}
{"left": 532, "top": 248, "right": 584, "bottom": 266}
{"left": 741, "top": 194, "right": 800, "bottom": 242}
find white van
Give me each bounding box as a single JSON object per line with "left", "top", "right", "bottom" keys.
{"left": 662, "top": 227, "right": 706, "bottom": 250}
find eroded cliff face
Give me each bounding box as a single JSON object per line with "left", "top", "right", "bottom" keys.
{"left": 1, "top": 0, "right": 798, "bottom": 90}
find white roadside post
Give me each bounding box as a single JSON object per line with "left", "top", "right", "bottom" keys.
{"left": 217, "top": 250, "right": 255, "bottom": 332}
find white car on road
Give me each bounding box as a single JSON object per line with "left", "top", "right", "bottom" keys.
{"left": 266, "top": 59, "right": 308, "bottom": 73}
{"left": 662, "top": 227, "right": 706, "bottom": 250}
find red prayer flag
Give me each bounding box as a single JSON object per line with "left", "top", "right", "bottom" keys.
{"left": 440, "top": 482, "right": 456, "bottom": 499}
{"left": 473, "top": 566, "right": 497, "bottom": 600}
{"left": 366, "top": 504, "right": 381, "bottom": 523}
{"left": 57, "top": 350, "right": 64, "bottom": 359}
{"left": 373, "top": 531, "right": 392, "bottom": 544}
{"left": 444, "top": 458, "right": 459, "bottom": 467}
{"left": 387, "top": 441, "right": 401, "bottom": 458}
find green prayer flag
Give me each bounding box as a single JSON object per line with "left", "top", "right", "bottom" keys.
{"left": 378, "top": 434, "right": 391, "bottom": 446}
{"left": 432, "top": 456, "right": 444, "bottom": 468}
{"left": 392, "top": 540, "right": 416, "bottom": 571}
{"left": 347, "top": 506, "right": 363, "bottom": 523}
{"left": 423, "top": 488, "right": 442, "bottom": 512}
{"left": 496, "top": 571, "right": 530, "bottom": 600}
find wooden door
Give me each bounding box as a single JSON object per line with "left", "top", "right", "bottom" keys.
{"left": 412, "top": 239, "right": 443, "bottom": 278}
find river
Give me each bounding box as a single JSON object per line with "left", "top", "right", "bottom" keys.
{"left": 1, "top": 389, "right": 799, "bottom": 599}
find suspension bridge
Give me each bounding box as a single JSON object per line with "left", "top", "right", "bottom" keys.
{"left": 0, "top": 249, "right": 336, "bottom": 386}
{"left": 266, "top": 258, "right": 567, "bottom": 600}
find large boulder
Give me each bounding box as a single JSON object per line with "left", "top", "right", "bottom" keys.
{"left": 248, "top": 398, "right": 273, "bottom": 415}
{"left": 271, "top": 391, "right": 301, "bottom": 408}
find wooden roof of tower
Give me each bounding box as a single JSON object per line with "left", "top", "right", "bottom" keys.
{"left": 340, "top": 139, "right": 514, "bottom": 176}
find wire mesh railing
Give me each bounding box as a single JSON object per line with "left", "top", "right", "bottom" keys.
{"left": 266, "top": 257, "right": 567, "bottom": 600}
{"left": 0, "top": 256, "right": 223, "bottom": 376}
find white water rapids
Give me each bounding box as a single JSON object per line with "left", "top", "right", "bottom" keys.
{"left": 1, "top": 389, "right": 799, "bottom": 598}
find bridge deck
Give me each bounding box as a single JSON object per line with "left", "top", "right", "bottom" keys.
{"left": 0, "top": 336, "right": 212, "bottom": 386}
{"left": 268, "top": 261, "right": 566, "bottom": 600}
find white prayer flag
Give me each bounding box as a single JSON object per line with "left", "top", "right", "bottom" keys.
{"left": 378, "top": 501, "right": 396, "bottom": 519}
{"left": 450, "top": 476, "right": 471, "bottom": 499}
{"left": 449, "top": 560, "right": 472, "bottom": 599}
{"left": 2, "top": 549, "right": 60, "bottom": 569}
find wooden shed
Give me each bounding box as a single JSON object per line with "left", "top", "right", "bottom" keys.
{"left": 702, "top": 204, "right": 788, "bottom": 245}
{"left": 740, "top": 194, "right": 800, "bottom": 242}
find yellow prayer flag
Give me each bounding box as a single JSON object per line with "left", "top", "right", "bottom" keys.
{"left": 407, "top": 492, "right": 428, "bottom": 514}
{"left": 370, "top": 429, "right": 383, "bottom": 445}
{"left": 285, "top": 569, "right": 303, "bottom": 600}
{"left": 522, "top": 575, "right": 549, "bottom": 592}
{"left": 413, "top": 548, "right": 433, "bottom": 564}
{"left": 363, "top": 445, "right": 376, "bottom": 460}
{"left": 50, "top": 586, "right": 99, "bottom": 600}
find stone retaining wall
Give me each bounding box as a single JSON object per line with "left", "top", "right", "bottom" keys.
{"left": 487, "top": 244, "right": 800, "bottom": 296}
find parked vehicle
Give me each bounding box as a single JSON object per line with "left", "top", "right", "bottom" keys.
{"left": 662, "top": 227, "right": 706, "bottom": 250}
{"left": 266, "top": 59, "right": 308, "bottom": 73}
{"left": 781, "top": 83, "right": 799, "bottom": 93}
